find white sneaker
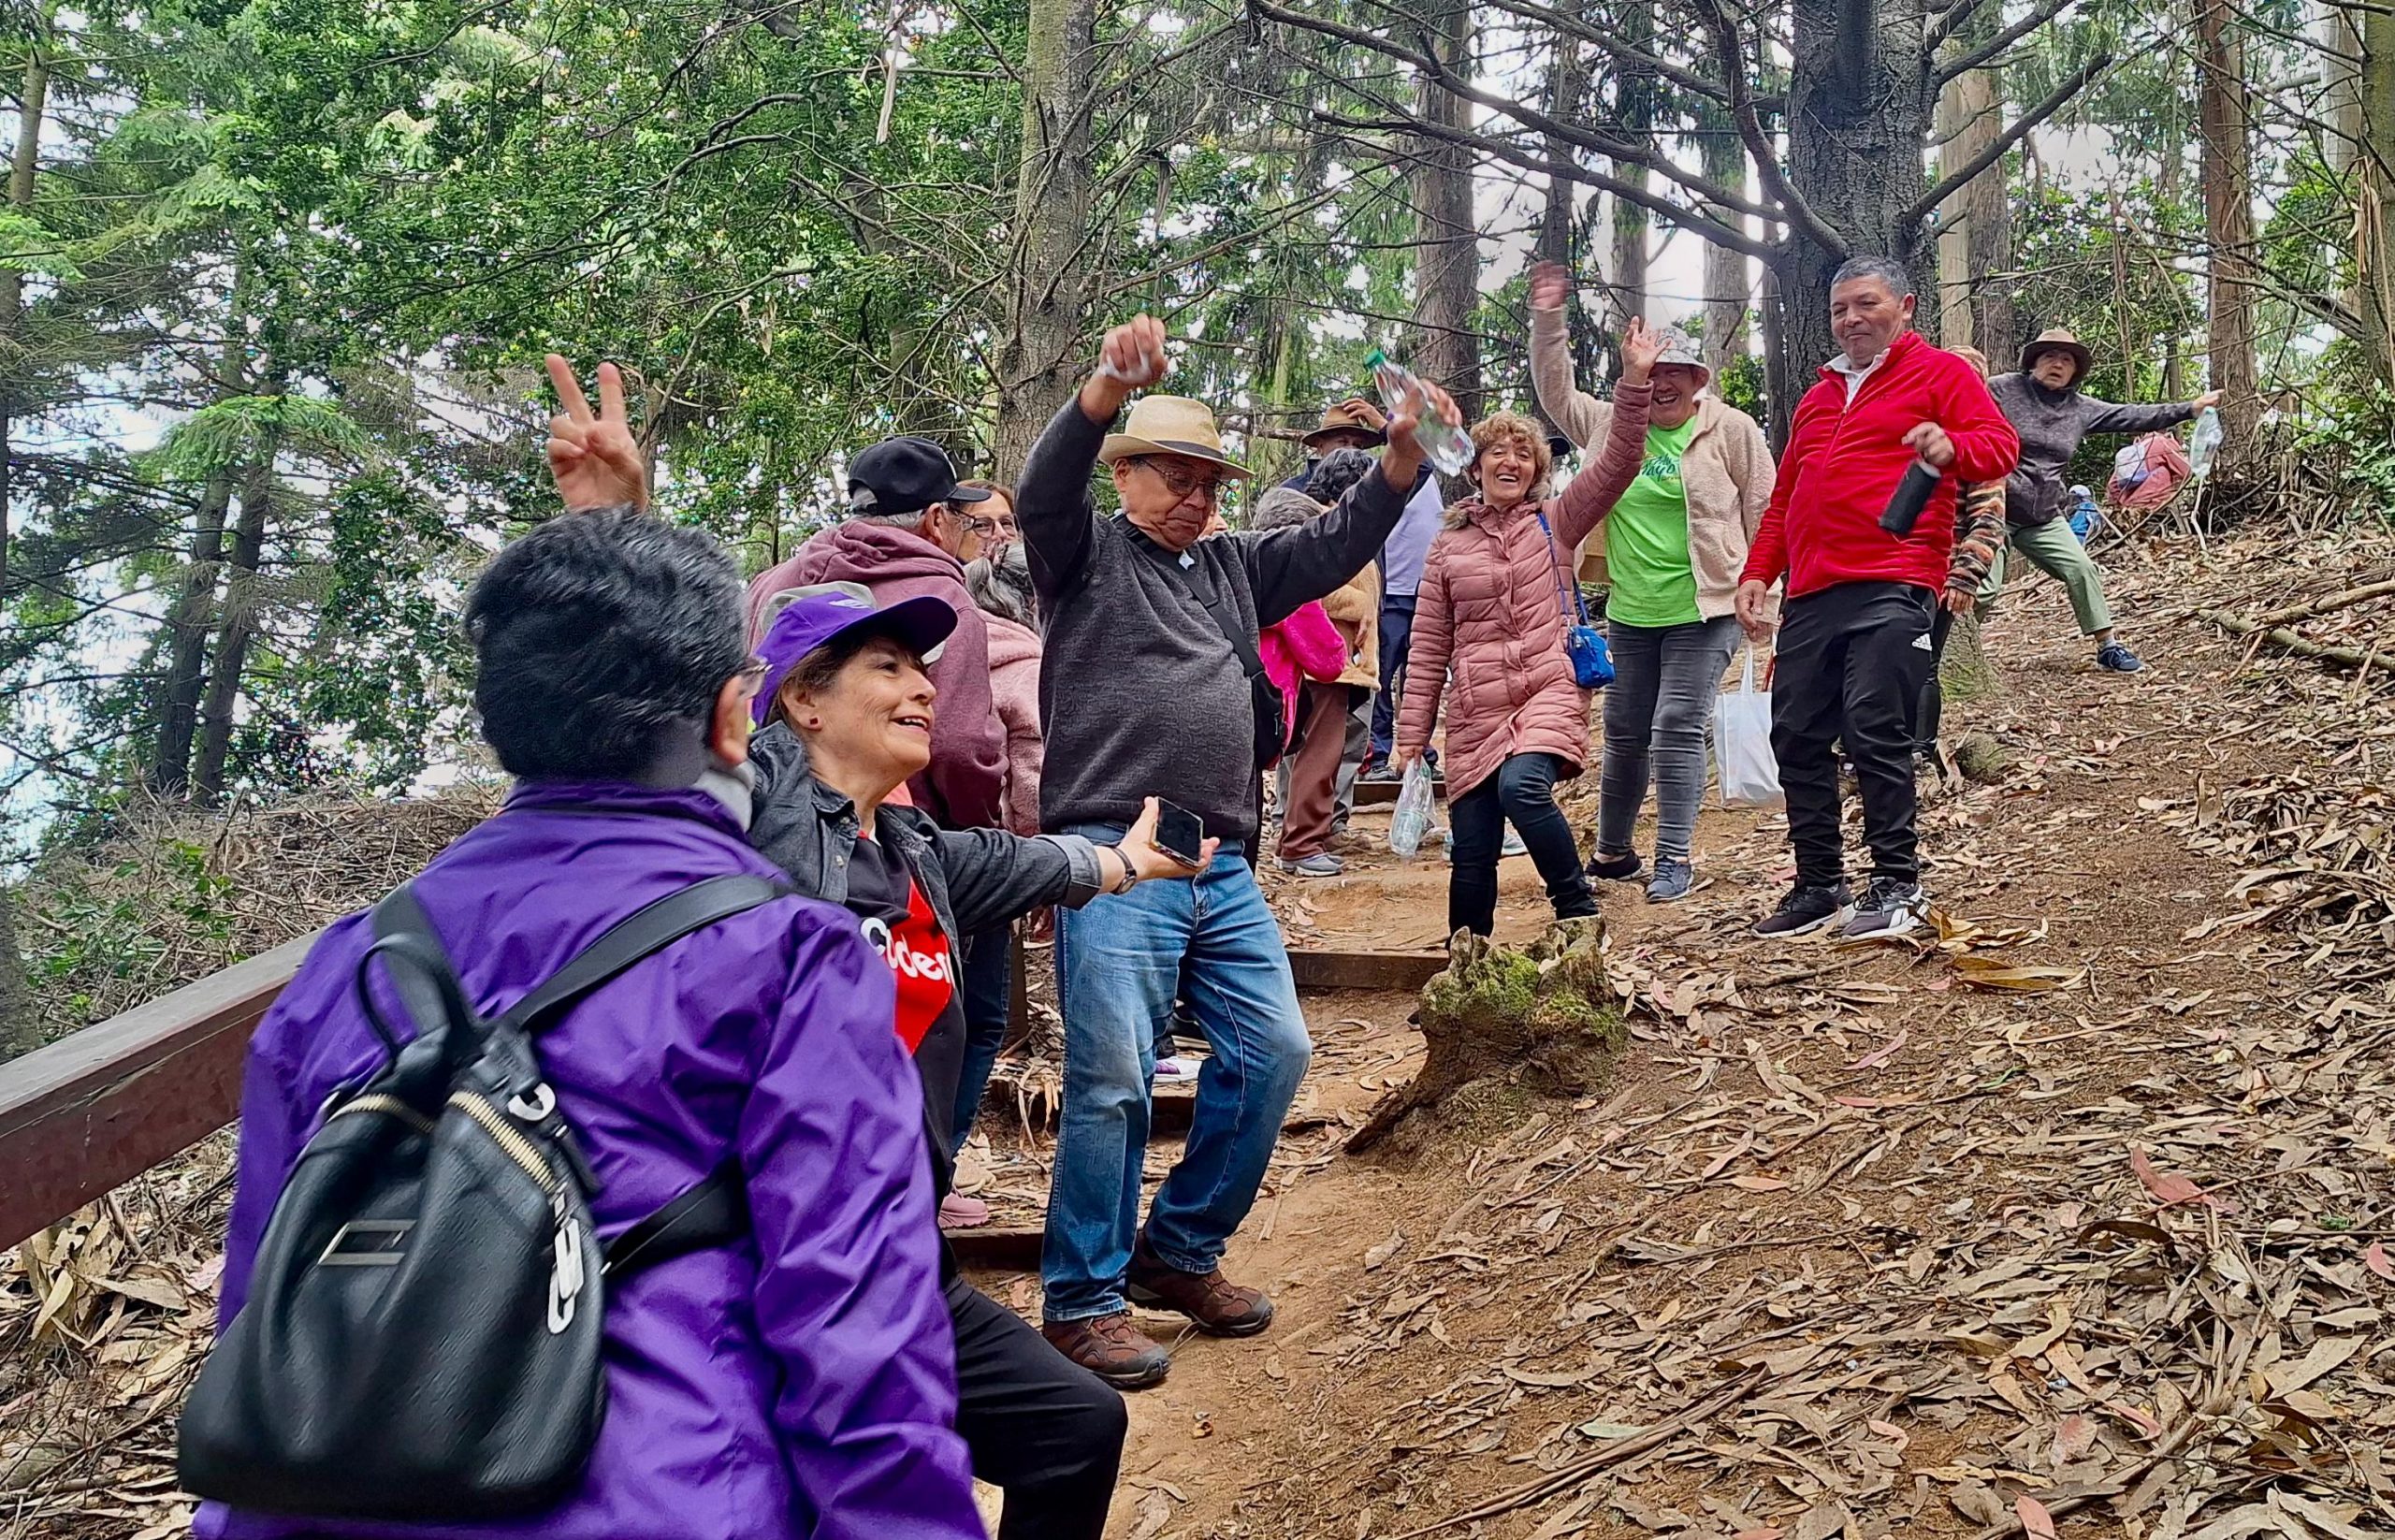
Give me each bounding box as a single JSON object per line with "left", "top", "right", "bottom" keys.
{"left": 1152, "top": 1055, "right": 1202, "bottom": 1085}
{"left": 1501, "top": 829, "right": 1529, "bottom": 858}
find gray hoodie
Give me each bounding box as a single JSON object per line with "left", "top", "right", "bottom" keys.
{"left": 1988, "top": 371, "right": 2197, "bottom": 529}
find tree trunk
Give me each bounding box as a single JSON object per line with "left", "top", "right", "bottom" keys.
{"left": 1696, "top": 101, "right": 1750, "bottom": 371}
{"left": 1407, "top": 0, "right": 1484, "bottom": 419}
{"left": 193, "top": 452, "right": 274, "bottom": 804}
{"left": 990, "top": 0, "right": 1096, "bottom": 480}
{"left": 1347, "top": 920, "right": 1618, "bottom": 1155}
{"left": 2198, "top": 0, "right": 2259, "bottom": 457}
{"left": 149, "top": 469, "right": 234, "bottom": 794}
{"left": 0, "top": 891, "right": 36, "bottom": 1063}
{"left": 1607, "top": 17, "right": 1657, "bottom": 333}
{"left": 1933, "top": 45, "right": 2014, "bottom": 362}
{"left": 1, "top": 6, "right": 54, "bottom": 597}
{"left": 2359, "top": 1, "right": 2395, "bottom": 385}
{"left": 1779, "top": 0, "right": 1938, "bottom": 389}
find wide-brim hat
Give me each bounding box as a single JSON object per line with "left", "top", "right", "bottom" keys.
{"left": 2020, "top": 327, "right": 2093, "bottom": 381}
{"left": 1300, "top": 400, "right": 1388, "bottom": 449}
{"left": 1097, "top": 395, "right": 1252, "bottom": 479}
{"left": 1651, "top": 323, "right": 1713, "bottom": 391}
{"left": 752, "top": 585, "right": 957, "bottom": 724}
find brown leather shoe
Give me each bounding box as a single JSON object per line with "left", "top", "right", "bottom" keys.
{"left": 1041, "top": 1312, "right": 1170, "bottom": 1389}
{"left": 1125, "top": 1236, "right": 1275, "bottom": 1337}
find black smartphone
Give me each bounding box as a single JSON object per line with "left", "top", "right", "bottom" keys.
{"left": 1154, "top": 800, "right": 1206, "bottom": 868}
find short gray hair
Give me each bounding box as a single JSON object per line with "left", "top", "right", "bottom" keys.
{"left": 1830, "top": 255, "right": 1913, "bottom": 299}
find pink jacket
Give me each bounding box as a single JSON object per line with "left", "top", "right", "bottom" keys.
{"left": 1397, "top": 382, "right": 1652, "bottom": 799}
{"left": 983, "top": 616, "right": 1045, "bottom": 838}
{"left": 1261, "top": 602, "right": 1347, "bottom": 740}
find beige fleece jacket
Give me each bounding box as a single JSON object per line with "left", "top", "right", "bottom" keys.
{"left": 1529, "top": 301, "right": 1778, "bottom": 618}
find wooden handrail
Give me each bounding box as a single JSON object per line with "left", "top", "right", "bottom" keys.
{"left": 0, "top": 935, "right": 315, "bottom": 1248}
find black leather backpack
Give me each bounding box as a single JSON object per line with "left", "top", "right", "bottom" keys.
{"left": 178, "top": 873, "right": 786, "bottom": 1519}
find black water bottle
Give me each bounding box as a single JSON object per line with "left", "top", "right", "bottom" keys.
{"left": 1880, "top": 458, "right": 1941, "bottom": 536}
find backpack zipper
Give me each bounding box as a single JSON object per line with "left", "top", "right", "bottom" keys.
{"left": 329, "top": 1093, "right": 436, "bottom": 1136}
{"left": 451, "top": 1092, "right": 587, "bottom": 1334}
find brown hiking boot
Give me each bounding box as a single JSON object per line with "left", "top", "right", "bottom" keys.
{"left": 1126, "top": 1235, "right": 1275, "bottom": 1337}
{"left": 1041, "top": 1312, "right": 1170, "bottom": 1389}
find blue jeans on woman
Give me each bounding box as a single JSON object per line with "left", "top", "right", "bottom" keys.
{"left": 1596, "top": 615, "right": 1743, "bottom": 866}
{"left": 1446, "top": 752, "right": 1596, "bottom": 937}
{"left": 1045, "top": 834, "right": 1313, "bottom": 1323}
{"left": 951, "top": 923, "right": 1013, "bottom": 1151}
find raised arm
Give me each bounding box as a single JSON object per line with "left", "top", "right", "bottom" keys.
{"left": 742, "top": 918, "right": 982, "bottom": 1540}
{"left": 1394, "top": 545, "right": 1455, "bottom": 765}
{"left": 1528, "top": 261, "right": 1610, "bottom": 450}
{"left": 1016, "top": 326, "right": 1169, "bottom": 603}
{"left": 1550, "top": 318, "right": 1664, "bottom": 550}
{"left": 1241, "top": 376, "right": 1459, "bottom": 623}
{"left": 2082, "top": 387, "right": 2217, "bottom": 439}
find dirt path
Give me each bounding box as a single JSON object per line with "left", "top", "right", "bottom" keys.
{"left": 979, "top": 539, "right": 2395, "bottom": 1538}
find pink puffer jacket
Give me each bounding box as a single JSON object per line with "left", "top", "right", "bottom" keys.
{"left": 1397, "top": 383, "right": 1652, "bottom": 799}
{"left": 983, "top": 615, "right": 1046, "bottom": 837}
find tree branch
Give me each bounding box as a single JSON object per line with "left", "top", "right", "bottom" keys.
{"left": 1691, "top": 0, "right": 1849, "bottom": 259}
{"left": 1938, "top": 0, "right": 2080, "bottom": 83}
{"left": 1908, "top": 52, "right": 2112, "bottom": 225}
{"left": 1313, "top": 112, "right": 1781, "bottom": 262}
{"left": 1479, "top": 0, "right": 1731, "bottom": 105}
{"left": 1248, "top": 0, "right": 1778, "bottom": 225}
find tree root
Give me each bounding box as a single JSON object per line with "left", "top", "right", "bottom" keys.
{"left": 1345, "top": 917, "right": 1620, "bottom": 1155}
{"left": 2198, "top": 605, "right": 2395, "bottom": 673}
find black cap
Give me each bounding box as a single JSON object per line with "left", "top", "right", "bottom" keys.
{"left": 847, "top": 436, "right": 992, "bottom": 517}
{"left": 1546, "top": 433, "right": 1573, "bottom": 459}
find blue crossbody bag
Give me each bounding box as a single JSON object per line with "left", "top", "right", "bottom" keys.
{"left": 1532, "top": 507, "right": 1614, "bottom": 689}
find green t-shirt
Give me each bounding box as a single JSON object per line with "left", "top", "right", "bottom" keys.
{"left": 1602, "top": 417, "right": 1704, "bottom": 628}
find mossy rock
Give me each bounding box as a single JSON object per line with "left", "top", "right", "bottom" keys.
{"left": 1347, "top": 918, "right": 1622, "bottom": 1155}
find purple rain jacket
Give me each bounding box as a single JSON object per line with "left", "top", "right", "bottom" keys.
{"left": 196, "top": 780, "right": 983, "bottom": 1540}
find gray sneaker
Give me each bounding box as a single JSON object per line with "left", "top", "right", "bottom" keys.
{"left": 1840, "top": 878, "right": 1928, "bottom": 939}
{"left": 1277, "top": 851, "right": 1344, "bottom": 878}
{"left": 1645, "top": 859, "right": 1694, "bottom": 903}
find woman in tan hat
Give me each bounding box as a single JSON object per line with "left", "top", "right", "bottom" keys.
{"left": 1983, "top": 328, "right": 2219, "bottom": 673}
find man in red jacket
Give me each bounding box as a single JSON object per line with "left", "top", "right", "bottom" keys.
{"left": 1734, "top": 256, "right": 2019, "bottom": 940}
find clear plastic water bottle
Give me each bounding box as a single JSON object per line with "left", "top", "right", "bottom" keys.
{"left": 2188, "top": 405, "right": 2224, "bottom": 481}
{"left": 1366, "top": 349, "right": 1473, "bottom": 475}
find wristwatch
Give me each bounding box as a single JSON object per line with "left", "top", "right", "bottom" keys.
{"left": 1107, "top": 844, "right": 1140, "bottom": 894}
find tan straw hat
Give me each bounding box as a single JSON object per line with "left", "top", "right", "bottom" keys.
{"left": 1097, "top": 396, "right": 1252, "bottom": 478}
{"left": 2019, "top": 327, "right": 2093, "bottom": 381}
{"left": 1299, "top": 400, "right": 1388, "bottom": 449}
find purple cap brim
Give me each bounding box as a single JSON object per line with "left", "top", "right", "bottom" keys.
{"left": 752, "top": 592, "right": 959, "bottom": 725}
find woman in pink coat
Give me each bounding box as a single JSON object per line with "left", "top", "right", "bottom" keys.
{"left": 1396, "top": 320, "right": 1662, "bottom": 937}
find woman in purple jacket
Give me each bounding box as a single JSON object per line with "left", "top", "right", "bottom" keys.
{"left": 202, "top": 510, "right": 986, "bottom": 1540}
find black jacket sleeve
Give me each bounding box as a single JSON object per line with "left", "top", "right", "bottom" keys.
{"left": 1236, "top": 460, "right": 1415, "bottom": 626}
{"left": 932, "top": 827, "right": 1107, "bottom": 935}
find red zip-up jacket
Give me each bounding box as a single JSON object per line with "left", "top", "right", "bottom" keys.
{"left": 1742, "top": 330, "right": 2019, "bottom": 600}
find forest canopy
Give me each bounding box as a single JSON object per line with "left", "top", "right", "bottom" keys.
{"left": 0, "top": 0, "right": 2385, "bottom": 843}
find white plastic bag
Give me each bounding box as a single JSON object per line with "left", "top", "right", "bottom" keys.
{"left": 1387, "top": 760, "right": 1439, "bottom": 858}
{"left": 1713, "top": 649, "right": 1782, "bottom": 808}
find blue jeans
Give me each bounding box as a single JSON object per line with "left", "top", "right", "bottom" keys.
{"left": 951, "top": 923, "right": 1013, "bottom": 1152}
{"left": 1371, "top": 594, "right": 1416, "bottom": 762}
{"left": 1045, "top": 835, "right": 1313, "bottom": 1322}
{"left": 1446, "top": 752, "right": 1595, "bottom": 936}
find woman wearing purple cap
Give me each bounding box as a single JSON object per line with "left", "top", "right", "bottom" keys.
{"left": 545, "top": 360, "right": 1208, "bottom": 1540}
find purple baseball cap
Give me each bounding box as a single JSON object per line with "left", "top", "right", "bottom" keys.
{"left": 751, "top": 585, "right": 957, "bottom": 725}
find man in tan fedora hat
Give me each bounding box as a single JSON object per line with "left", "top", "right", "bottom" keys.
{"left": 1984, "top": 327, "right": 2220, "bottom": 673}
{"left": 1014, "top": 312, "right": 1457, "bottom": 1390}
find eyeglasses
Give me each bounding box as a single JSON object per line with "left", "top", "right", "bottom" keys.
{"left": 735, "top": 657, "right": 769, "bottom": 696}
{"left": 1134, "top": 458, "right": 1225, "bottom": 503}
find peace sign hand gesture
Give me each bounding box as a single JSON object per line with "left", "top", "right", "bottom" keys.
{"left": 544, "top": 354, "right": 649, "bottom": 512}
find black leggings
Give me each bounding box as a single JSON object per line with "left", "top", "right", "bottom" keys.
{"left": 1445, "top": 752, "right": 1596, "bottom": 937}
{"left": 951, "top": 1283, "right": 1126, "bottom": 1539}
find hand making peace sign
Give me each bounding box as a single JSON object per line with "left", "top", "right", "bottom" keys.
{"left": 544, "top": 354, "right": 649, "bottom": 512}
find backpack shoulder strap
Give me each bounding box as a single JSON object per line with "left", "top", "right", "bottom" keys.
{"left": 499, "top": 873, "right": 792, "bottom": 1035}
